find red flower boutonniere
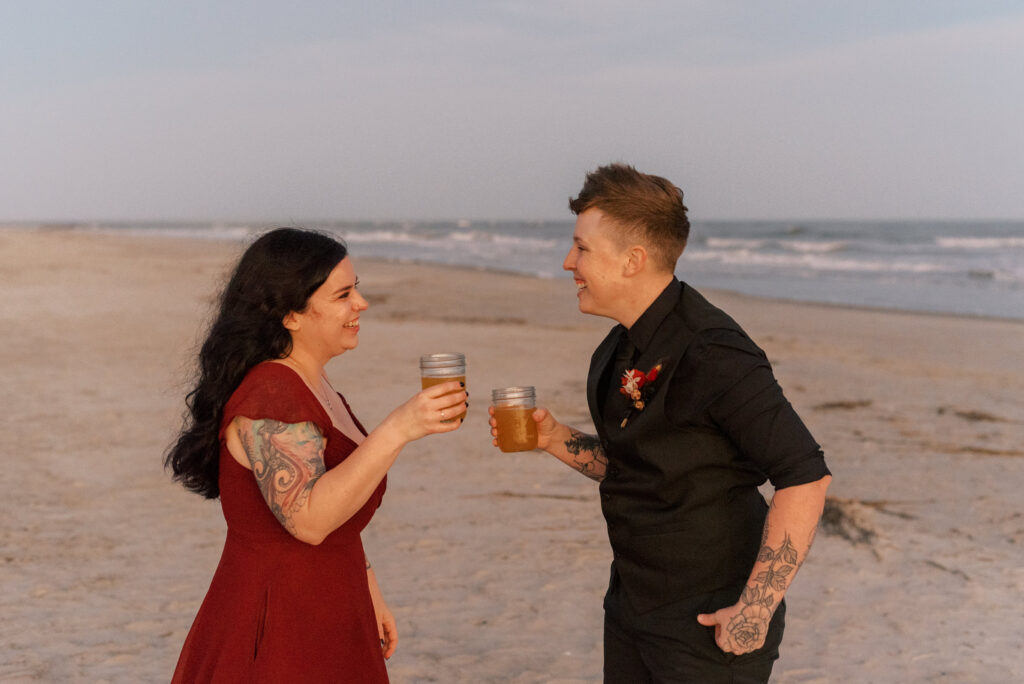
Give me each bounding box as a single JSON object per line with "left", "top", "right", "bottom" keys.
{"left": 619, "top": 363, "right": 662, "bottom": 427}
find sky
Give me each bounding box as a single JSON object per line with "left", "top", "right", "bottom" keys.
{"left": 2, "top": 1, "right": 1022, "bottom": 222}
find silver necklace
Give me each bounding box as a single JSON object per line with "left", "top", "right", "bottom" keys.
{"left": 283, "top": 358, "right": 335, "bottom": 412}
{"left": 319, "top": 378, "right": 336, "bottom": 412}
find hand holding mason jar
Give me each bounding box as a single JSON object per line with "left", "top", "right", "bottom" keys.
{"left": 417, "top": 353, "right": 548, "bottom": 452}
{"left": 488, "top": 386, "right": 539, "bottom": 452}
{"left": 420, "top": 353, "right": 468, "bottom": 423}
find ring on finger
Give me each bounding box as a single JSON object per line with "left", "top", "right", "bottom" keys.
{"left": 440, "top": 409, "right": 447, "bottom": 420}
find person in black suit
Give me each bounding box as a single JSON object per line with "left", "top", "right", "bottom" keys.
{"left": 490, "top": 164, "right": 831, "bottom": 683}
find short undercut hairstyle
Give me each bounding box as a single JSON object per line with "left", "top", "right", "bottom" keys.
{"left": 569, "top": 163, "right": 690, "bottom": 272}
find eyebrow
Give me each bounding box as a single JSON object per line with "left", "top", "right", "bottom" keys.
{"left": 331, "top": 277, "right": 359, "bottom": 296}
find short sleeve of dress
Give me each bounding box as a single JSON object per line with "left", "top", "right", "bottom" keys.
{"left": 219, "top": 362, "right": 331, "bottom": 440}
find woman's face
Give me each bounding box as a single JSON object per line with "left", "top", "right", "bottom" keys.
{"left": 286, "top": 256, "right": 369, "bottom": 360}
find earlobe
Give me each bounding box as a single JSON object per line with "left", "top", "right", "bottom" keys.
{"left": 282, "top": 311, "right": 300, "bottom": 331}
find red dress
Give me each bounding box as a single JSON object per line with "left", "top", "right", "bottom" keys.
{"left": 172, "top": 363, "right": 389, "bottom": 683}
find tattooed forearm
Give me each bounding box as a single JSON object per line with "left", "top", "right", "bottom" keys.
{"left": 239, "top": 418, "right": 326, "bottom": 534}
{"left": 563, "top": 429, "right": 608, "bottom": 481}
{"left": 709, "top": 478, "right": 829, "bottom": 655}
{"left": 725, "top": 533, "right": 800, "bottom": 650}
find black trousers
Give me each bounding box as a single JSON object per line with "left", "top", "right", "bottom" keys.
{"left": 603, "top": 573, "right": 786, "bottom": 684}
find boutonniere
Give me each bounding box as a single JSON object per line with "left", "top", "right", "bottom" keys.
{"left": 619, "top": 363, "right": 662, "bottom": 427}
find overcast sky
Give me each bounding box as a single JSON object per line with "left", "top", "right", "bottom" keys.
{"left": 2, "top": 1, "right": 1022, "bottom": 221}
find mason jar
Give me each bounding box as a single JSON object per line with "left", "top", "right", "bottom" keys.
{"left": 420, "top": 353, "right": 466, "bottom": 422}
{"left": 491, "top": 386, "right": 537, "bottom": 452}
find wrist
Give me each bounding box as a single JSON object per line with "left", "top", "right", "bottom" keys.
{"left": 376, "top": 413, "right": 415, "bottom": 449}
{"left": 543, "top": 421, "right": 571, "bottom": 453}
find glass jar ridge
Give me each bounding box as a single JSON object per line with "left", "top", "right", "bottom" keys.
{"left": 419, "top": 352, "right": 466, "bottom": 377}
{"left": 491, "top": 386, "right": 536, "bottom": 406}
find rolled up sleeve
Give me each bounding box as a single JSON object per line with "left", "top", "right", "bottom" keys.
{"left": 686, "top": 329, "right": 830, "bottom": 489}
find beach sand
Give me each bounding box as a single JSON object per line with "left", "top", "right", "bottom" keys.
{"left": 2, "top": 228, "right": 1022, "bottom": 683}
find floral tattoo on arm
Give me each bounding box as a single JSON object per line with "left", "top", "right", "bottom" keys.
{"left": 564, "top": 429, "right": 608, "bottom": 481}
{"left": 238, "top": 418, "right": 326, "bottom": 534}
{"left": 725, "top": 532, "right": 801, "bottom": 651}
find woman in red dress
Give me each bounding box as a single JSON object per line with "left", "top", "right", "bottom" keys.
{"left": 165, "top": 228, "right": 468, "bottom": 682}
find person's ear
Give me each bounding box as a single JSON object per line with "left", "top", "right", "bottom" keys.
{"left": 282, "top": 311, "right": 301, "bottom": 331}
{"left": 622, "top": 244, "right": 648, "bottom": 277}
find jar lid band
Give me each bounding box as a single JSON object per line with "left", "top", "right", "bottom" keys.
{"left": 420, "top": 352, "right": 466, "bottom": 369}
{"left": 492, "top": 386, "right": 535, "bottom": 401}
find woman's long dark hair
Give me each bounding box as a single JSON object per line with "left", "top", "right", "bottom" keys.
{"left": 165, "top": 228, "right": 348, "bottom": 498}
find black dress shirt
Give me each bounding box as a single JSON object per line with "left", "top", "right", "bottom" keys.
{"left": 589, "top": 278, "right": 830, "bottom": 613}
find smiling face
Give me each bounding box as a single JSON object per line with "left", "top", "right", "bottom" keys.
{"left": 562, "top": 208, "right": 631, "bottom": 321}
{"left": 285, "top": 256, "right": 368, "bottom": 361}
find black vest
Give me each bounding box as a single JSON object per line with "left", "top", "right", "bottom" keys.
{"left": 588, "top": 284, "right": 769, "bottom": 614}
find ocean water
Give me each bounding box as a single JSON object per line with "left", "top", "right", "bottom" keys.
{"left": 23, "top": 219, "right": 1024, "bottom": 320}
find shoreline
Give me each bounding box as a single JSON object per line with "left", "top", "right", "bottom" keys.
{"left": 366, "top": 254, "right": 1024, "bottom": 325}
{"left": 2, "top": 224, "right": 1022, "bottom": 324}
{"left": 2, "top": 228, "right": 1023, "bottom": 682}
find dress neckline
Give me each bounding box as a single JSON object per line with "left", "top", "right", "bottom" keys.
{"left": 264, "top": 360, "right": 366, "bottom": 448}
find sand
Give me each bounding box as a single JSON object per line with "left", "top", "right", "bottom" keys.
{"left": 2, "top": 228, "right": 1022, "bottom": 683}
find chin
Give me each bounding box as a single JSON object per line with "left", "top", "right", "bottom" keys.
{"left": 576, "top": 295, "right": 597, "bottom": 316}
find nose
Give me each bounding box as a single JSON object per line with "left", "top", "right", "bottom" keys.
{"left": 355, "top": 291, "right": 369, "bottom": 311}
{"left": 562, "top": 247, "right": 576, "bottom": 272}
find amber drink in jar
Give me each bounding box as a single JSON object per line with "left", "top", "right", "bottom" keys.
{"left": 492, "top": 386, "right": 538, "bottom": 452}
{"left": 420, "top": 353, "right": 466, "bottom": 422}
